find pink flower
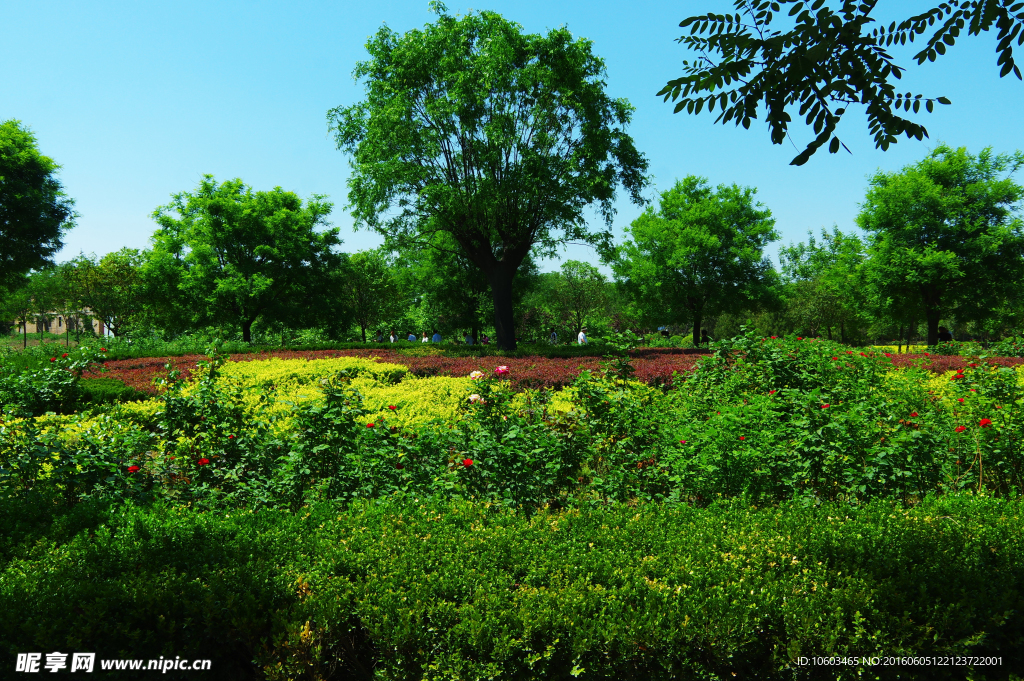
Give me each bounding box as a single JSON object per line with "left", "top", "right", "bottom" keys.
{"left": 197, "top": 458, "right": 210, "bottom": 466}
{"left": 979, "top": 418, "right": 993, "bottom": 428}
{"left": 678, "top": 439, "right": 686, "bottom": 444}
{"left": 494, "top": 366, "right": 510, "bottom": 377}
{"left": 468, "top": 393, "right": 483, "bottom": 404}
{"left": 469, "top": 371, "right": 484, "bottom": 380}
{"left": 127, "top": 465, "right": 140, "bottom": 473}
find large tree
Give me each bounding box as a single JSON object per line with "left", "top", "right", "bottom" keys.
{"left": 660, "top": 1, "right": 1024, "bottom": 165}
{"left": 612, "top": 177, "right": 778, "bottom": 345}
{"left": 150, "top": 176, "right": 341, "bottom": 343}
{"left": 0, "top": 120, "right": 76, "bottom": 285}
{"left": 858, "top": 144, "right": 1024, "bottom": 346}
{"left": 329, "top": 8, "right": 647, "bottom": 351}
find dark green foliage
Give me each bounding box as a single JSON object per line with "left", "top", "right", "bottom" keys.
{"left": 78, "top": 378, "right": 148, "bottom": 405}
{"left": 661, "top": 0, "right": 1023, "bottom": 164}
{"left": 2, "top": 496, "right": 1024, "bottom": 679}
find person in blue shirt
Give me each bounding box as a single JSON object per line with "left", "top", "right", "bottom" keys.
{"left": 431, "top": 329, "right": 442, "bottom": 343}
{"left": 407, "top": 332, "right": 417, "bottom": 342}
{"left": 464, "top": 332, "right": 474, "bottom": 345}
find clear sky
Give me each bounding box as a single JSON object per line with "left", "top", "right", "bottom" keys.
{"left": 3, "top": 0, "right": 1023, "bottom": 272}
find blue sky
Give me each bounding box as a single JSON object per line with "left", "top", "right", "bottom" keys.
{"left": 3, "top": 0, "right": 1023, "bottom": 272}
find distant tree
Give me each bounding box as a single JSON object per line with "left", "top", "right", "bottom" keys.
{"left": 329, "top": 8, "right": 647, "bottom": 351}
{"left": 857, "top": 144, "right": 1024, "bottom": 346}
{"left": 0, "top": 120, "right": 77, "bottom": 285}
{"left": 551, "top": 260, "right": 608, "bottom": 335}
{"left": 335, "top": 249, "right": 404, "bottom": 343}
{"left": 660, "top": 1, "right": 1024, "bottom": 165}
{"left": 64, "top": 248, "right": 146, "bottom": 338}
{"left": 151, "top": 176, "right": 341, "bottom": 343}
{"left": 0, "top": 277, "right": 33, "bottom": 348}
{"left": 779, "top": 227, "right": 868, "bottom": 341}
{"left": 612, "top": 177, "right": 779, "bottom": 346}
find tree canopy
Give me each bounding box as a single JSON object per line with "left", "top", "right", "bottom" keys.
{"left": 661, "top": 1, "right": 1024, "bottom": 165}
{"left": 0, "top": 120, "right": 76, "bottom": 286}
{"left": 857, "top": 143, "right": 1024, "bottom": 346}
{"left": 150, "top": 176, "right": 340, "bottom": 343}
{"left": 612, "top": 177, "right": 778, "bottom": 344}
{"left": 329, "top": 8, "right": 647, "bottom": 350}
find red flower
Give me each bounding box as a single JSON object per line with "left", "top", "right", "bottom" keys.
{"left": 768, "top": 389, "right": 777, "bottom": 395}
{"left": 227, "top": 435, "right": 235, "bottom": 439}
{"left": 979, "top": 418, "right": 993, "bottom": 428}
{"left": 127, "top": 465, "right": 140, "bottom": 473}
{"left": 797, "top": 337, "right": 803, "bottom": 340}
{"left": 770, "top": 336, "right": 777, "bottom": 339}
{"left": 62, "top": 353, "right": 68, "bottom": 358}
{"left": 831, "top": 356, "right": 838, "bottom": 361}
{"left": 197, "top": 458, "right": 210, "bottom": 466}
{"left": 884, "top": 352, "right": 892, "bottom": 358}
{"left": 739, "top": 436, "right": 746, "bottom": 441}
{"left": 955, "top": 426, "right": 967, "bottom": 433}
{"left": 821, "top": 404, "right": 830, "bottom": 409}
{"left": 388, "top": 405, "right": 397, "bottom": 410}
{"left": 50, "top": 357, "right": 56, "bottom": 362}
{"left": 969, "top": 389, "right": 976, "bottom": 392}
{"left": 859, "top": 352, "right": 866, "bottom": 356}
{"left": 846, "top": 351, "right": 853, "bottom": 354}
{"left": 462, "top": 458, "right": 474, "bottom": 467}
{"left": 969, "top": 363, "right": 979, "bottom": 368}
{"left": 924, "top": 352, "right": 930, "bottom": 356}
{"left": 910, "top": 412, "right": 918, "bottom": 417}
{"left": 100, "top": 347, "right": 106, "bottom": 352}
{"left": 678, "top": 439, "right": 687, "bottom": 445}
{"left": 366, "top": 423, "right": 375, "bottom": 428}
{"left": 958, "top": 398, "right": 964, "bottom": 403}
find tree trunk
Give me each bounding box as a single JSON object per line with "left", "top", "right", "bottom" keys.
{"left": 897, "top": 325, "right": 904, "bottom": 354}
{"left": 360, "top": 324, "right": 367, "bottom": 343}
{"left": 840, "top": 320, "right": 846, "bottom": 345}
{"left": 925, "top": 308, "right": 941, "bottom": 348}
{"left": 691, "top": 311, "right": 702, "bottom": 346}
{"left": 23, "top": 322, "right": 27, "bottom": 349}
{"left": 242, "top": 318, "right": 254, "bottom": 343}
{"left": 488, "top": 268, "right": 517, "bottom": 352}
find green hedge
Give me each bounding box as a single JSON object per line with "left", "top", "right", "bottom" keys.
{"left": 2, "top": 494, "right": 1022, "bottom": 680}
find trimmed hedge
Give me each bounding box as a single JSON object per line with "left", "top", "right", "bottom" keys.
{"left": 1, "top": 494, "right": 1022, "bottom": 680}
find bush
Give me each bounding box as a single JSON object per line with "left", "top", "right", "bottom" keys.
{"left": 2, "top": 495, "right": 1023, "bottom": 680}
{"left": 78, "top": 378, "right": 148, "bottom": 405}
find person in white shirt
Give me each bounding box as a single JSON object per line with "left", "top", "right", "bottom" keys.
{"left": 389, "top": 330, "right": 396, "bottom": 343}
{"left": 432, "top": 330, "right": 442, "bottom": 343}
{"left": 421, "top": 331, "right": 429, "bottom": 343}
{"left": 577, "top": 328, "right": 587, "bottom": 345}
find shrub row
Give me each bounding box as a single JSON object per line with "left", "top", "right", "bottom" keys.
{"left": 1, "top": 494, "right": 1022, "bottom": 680}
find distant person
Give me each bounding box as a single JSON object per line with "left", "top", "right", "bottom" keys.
{"left": 389, "top": 330, "right": 396, "bottom": 343}
{"left": 578, "top": 327, "right": 587, "bottom": 345}
{"left": 661, "top": 329, "right": 670, "bottom": 338}
{"left": 421, "top": 331, "right": 429, "bottom": 343}
{"left": 481, "top": 334, "right": 490, "bottom": 345}
{"left": 407, "top": 332, "right": 417, "bottom": 342}
{"left": 700, "top": 330, "right": 710, "bottom": 345}
{"left": 549, "top": 329, "right": 558, "bottom": 344}
{"left": 374, "top": 331, "right": 384, "bottom": 343}
{"left": 464, "top": 332, "right": 474, "bottom": 345}
{"left": 432, "top": 329, "right": 442, "bottom": 343}
{"left": 937, "top": 326, "right": 954, "bottom": 343}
